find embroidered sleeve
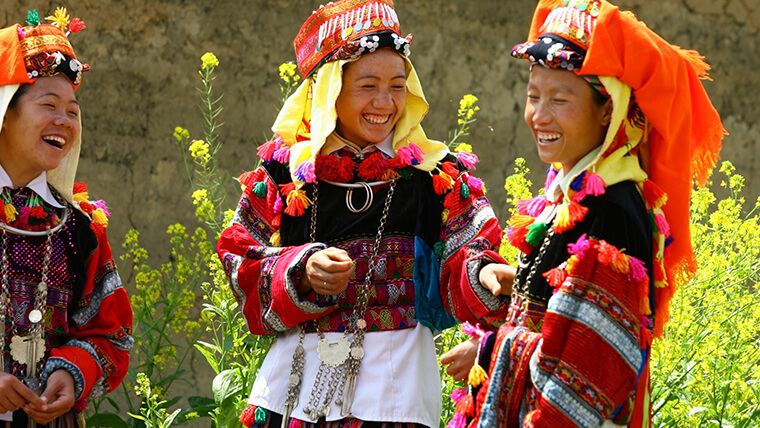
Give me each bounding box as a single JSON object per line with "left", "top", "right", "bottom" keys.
{"left": 217, "top": 167, "right": 336, "bottom": 336}
{"left": 45, "top": 227, "right": 133, "bottom": 406}
{"left": 437, "top": 159, "right": 510, "bottom": 325}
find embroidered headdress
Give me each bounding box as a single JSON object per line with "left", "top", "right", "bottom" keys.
{"left": 508, "top": 0, "right": 725, "bottom": 337}
{"left": 0, "top": 7, "right": 89, "bottom": 207}
{"left": 262, "top": 0, "right": 448, "bottom": 215}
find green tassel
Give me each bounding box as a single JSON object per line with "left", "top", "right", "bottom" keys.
{"left": 649, "top": 211, "right": 659, "bottom": 234}
{"left": 399, "top": 166, "right": 415, "bottom": 179}
{"left": 460, "top": 182, "right": 470, "bottom": 199}
{"left": 26, "top": 10, "right": 40, "bottom": 27}
{"left": 252, "top": 181, "right": 267, "bottom": 198}
{"left": 254, "top": 406, "right": 268, "bottom": 425}
{"left": 433, "top": 241, "right": 445, "bottom": 257}
{"left": 525, "top": 222, "right": 548, "bottom": 247}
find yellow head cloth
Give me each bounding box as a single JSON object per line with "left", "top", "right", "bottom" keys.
{"left": 273, "top": 53, "right": 449, "bottom": 189}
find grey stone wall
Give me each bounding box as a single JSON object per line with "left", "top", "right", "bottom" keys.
{"left": 2, "top": 0, "right": 758, "bottom": 408}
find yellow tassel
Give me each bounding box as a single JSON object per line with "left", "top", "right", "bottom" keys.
{"left": 467, "top": 363, "right": 488, "bottom": 387}
{"left": 639, "top": 295, "right": 652, "bottom": 316}
{"left": 92, "top": 208, "right": 109, "bottom": 226}
{"left": 441, "top": 208, "right": 449, "bottom": 225}
{"left": 5, "top": 204, "right": 18, "bottom": 223}
{"left": 269, "top": 230, "right": 281, "bottom": 247}
{"left": 611, "top": 253, "right": 630, "bottom": 274}
{"left": 287, "top": 189, "right": 312, "bottom": 210}
{"left": 555, "top": 202, "right": 570, "bottom": 229}
{"left": 74, "top": 192, "right": 89, "bottom": 203}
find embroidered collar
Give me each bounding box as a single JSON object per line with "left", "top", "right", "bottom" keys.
{"left": 0, "top": 165, "right": 64, "bottom": 208}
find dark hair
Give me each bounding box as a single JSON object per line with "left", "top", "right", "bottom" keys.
{"left": 7, "top": 84, "right": 30, "bottom": 110}
{"left": 590, "top": 86, "right": 610, "bottom": 106}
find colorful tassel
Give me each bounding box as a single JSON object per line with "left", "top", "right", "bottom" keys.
{"left": 525, "top": 221, "right": 548, "bottom": 247}
{"left": 544, "top": 166, "right": 559, "bottom": 191}
{"left": 460, "top": 181, "right": 470, "bottom": 199}
{"left": 397, "top": 143, "right": 424, "bottom": 166}
{"left": 467, "top": 363, "right": 488, "bottom": 386}
{"left": 92, "top": 208, "right": 108, "bottom": 225}
{"left": 254, "top": 406, "right": 268, "bottom": 425}
{"left": 446, "top": 413, "right": 467, "bottom": 428}
{"left": 467, "top": 175, "right": 484, "bottom": 193}
{"left": 253, "top": 181, "right": 267, "bottom": 198}
{"left": 507, "top": 226, "right": 533, "bottom": 255}
{"left": 288, "top": 419, "right": 304, "bottom": 428}
{"left": 273, "top": 146, "right": 291, "bottom": 163}
{"left": 295, "top": 161, "right": 316, "bottom": 183}
{"left": 585, "top": 171, "right": 606, "bottom": 196}
{"left": 639, "top": 295, "right": 652, "bottom": 316}
{"left": 517, "top": 196, "right": 547, "bottom": 217}
{"left": 508, "top": 214, "right": 535, "bottom": 229}
{"left": 456, "top": 151, "right": 478, "bottom": 169}
{"left": 611, "top": 252, "right": 630, "bottom": 274}
{"left": 567, "top": 233, "right": 590, "bottom": 255}
{"left": 455, "top": 394, "right": 475, "bottom": 417}
{"left": 256, "top": 139, "right": 280, "bottom": 163}
{"left": 642, "top": 180, "right": 667, "bottom": 210}
{"left": 273, "top": 194, "right": 284, "bottom": 214}
{"left": 597, "top": 241, "right": 618, "bottom": 265}
{"left": 450, "top": 387, "right": 467, "bottom": 403}
{"left": 433, "top": 241, "right": 445, "bottom": 258}
{"left": 4, "top": 203, "right": 18, "bottom": 223}
{"left": 543, "top": 267, "right": 567, "bottom": 288}
{"left": 570, "top": 171, "right": 586, "bottom": 191}
{"left": 270, "top": 230, "right": 281, "bottom": 246}
{"left": 653, "top": 212, "right": 671, "bottom": 238}
{"left": 433, "top": 172, "right": 454, "bottom": 195}
{"left": 284, "top": 188, "right": 311, "bottom": 217}
{"left": 239, "top": 405, "right": 257, "bottom": 428}
{"left": 628, "top": 256, "right": 649, "bottom": 284}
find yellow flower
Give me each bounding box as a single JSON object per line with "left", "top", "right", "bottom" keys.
{"left": 173, "top": 126, "right": 190, "bottom": 142}
{"left": 279, "top": 62, "right": 300, "bottom": 85}
{"left": 201, "top": 52, "right": 219, "bottom": 71}
{"left": 45, "top": 7, "right": 70, "bottom": 30}
{"left": 188, "top": 139, "right": 211, "bottom": 164}
{"left": 454, "top": 143, "right": 473, "bottom": 153}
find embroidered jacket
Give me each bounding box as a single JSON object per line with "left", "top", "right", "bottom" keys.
{"left": 217, "top": 152, "right": 509, "bottom": 336}
{"left": 1, "top": 186, "right": 133, "bottom": 415}
{"left": 472, "top": 182, "right": 653, "bottom": 427}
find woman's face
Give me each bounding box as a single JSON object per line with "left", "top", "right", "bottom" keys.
{"left": 0, "top": 75, "right": 80, "bottom": 187}
{"left": 524, "top": 66, "right": 611, "bottom": 171}
{"left": 335, "top": 48, "right": 407, "bottom": 148}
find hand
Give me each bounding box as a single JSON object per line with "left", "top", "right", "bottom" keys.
{"left": 297, "top": 247, "right": 353, "bottom": 296}
{"left": 24, "top": 370, "right": 75, "bottom": 425}
{"left": 479, "top": 263, "right": 516, "bottom": 296}
{"left": 0, "top": 372, "right": 44, "bottom": 414}
{"left": 440, "top": 338, "right": 479, "bottom": 382}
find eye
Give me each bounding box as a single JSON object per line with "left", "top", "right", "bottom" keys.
{"left": 68, "top": 109, "right": 80, "bottom": 118}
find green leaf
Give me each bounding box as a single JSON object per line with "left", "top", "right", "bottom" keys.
{"left": 194, "top": 342, "right": 221, "bottom": 372}
{"left": 212, "top": 369, "right": 243, "bottom": 406}
{"left": 86, "top": 412, "right": 130, "bottom": 428}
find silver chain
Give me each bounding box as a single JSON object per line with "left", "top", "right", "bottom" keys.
{"left": 282, "top": 179, "right": 397, "bottom": 425}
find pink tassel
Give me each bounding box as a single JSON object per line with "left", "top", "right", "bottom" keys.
{"left": 90, "top": 200, "right": 111, "bottom": 216}
{"left": 567, "top": 233, "right": 589, "bottom": 255}
{"left": 544, "top": 167, "right": 558, "bottom": 192}
{"left": 446, "top": 413, "right": 467, "bottom": 428}
{"left": 295, "top": 161, "right": 316, "bottom": 183}
{"left": 517, "top": 197, "right": 547, "bottom": 217}
{"left": 466, "top": 175, "right": 484, "bottom": 192}
{"left": 461, "top": 322, "right": 486, "bottom": 339}
{"left": 456, "top": 151, "right": 479, "bottom": 169}
{"left": 256, "top": 139, "right": 282, "bottom": 163}
{"left": 585, "top": 172, "right": 607, "bottom": 196}
{"left": 450, "top": 387, "right": 467, "bottom": 403}
{"left": 288, "top": 419, "right": 303, "bottom": 428}
{"left": 653, "top": 213, "right": 671, "bottom": 237}
{"left": 628, "top": 256, "right": 649, "bottom": 284}
{"left": 273, "top": 146, "right": 290, "bottom": 163}
{"left": 273, "top": 195, "right": 284, "bottom": 214}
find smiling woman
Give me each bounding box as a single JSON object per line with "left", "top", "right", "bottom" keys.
{"left": 0, "top": 8, "right": 132, "bottom": 428}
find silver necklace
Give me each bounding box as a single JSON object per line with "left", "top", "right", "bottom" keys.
{"left": 282, "top": 178, "right": 397, "bottom": 425}
{"left": 0, "top": 206, "right": 67, "bottom": 393}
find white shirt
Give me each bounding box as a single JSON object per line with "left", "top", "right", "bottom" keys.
{"left": 0, "top": 165, "right": 64, "bottom": 208}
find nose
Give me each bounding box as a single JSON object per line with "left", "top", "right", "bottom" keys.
{"left": 529, "top": 100, "right": 551, "bottom": 125}
{"left": 372, "top": 88, "right": 393, "bottom": 109}
{"left": 53, "top": 110, "right": 76, "bottom": 129}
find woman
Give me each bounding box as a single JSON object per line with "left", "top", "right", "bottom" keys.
{"left": 443, "top": 0, "right": 724, "bottom": 426}
{"left": 0, "top": 9, "right": 132, "bottom": 427}
{"left": 217, "top": 1, "right": 511, "bottom": 426}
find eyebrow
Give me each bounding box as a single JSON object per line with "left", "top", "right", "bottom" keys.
{"left": 37, "top": 92, "right": 80, "bottom": 105}
{"left": 354, "top": 73, "right": 407, "bottom": 81}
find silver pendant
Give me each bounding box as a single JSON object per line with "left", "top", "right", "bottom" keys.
{"left": 317, "top": 336, "right": 350, "bottom": 367}
{"left": 28, "top": 309, "right": 43, "bottom": 323}
{"left": 9, "top": 335, "right": 45, "bottom": 369}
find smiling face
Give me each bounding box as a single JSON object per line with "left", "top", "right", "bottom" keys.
{"left": 0, "top": 75, "right": 80, "bottom": 188}
{"left": 524, "top": 66, "right": 612, "bottom": 171}
{"left": 334, "top": 48, "right": 407, "bottom": 149}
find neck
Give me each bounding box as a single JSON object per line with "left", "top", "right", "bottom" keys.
{"left": 0, "top": 158, "right": 39, "bottom": 189}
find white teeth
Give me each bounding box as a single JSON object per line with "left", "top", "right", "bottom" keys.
{"left": 537, "top": 132, "right": 561, "bottom": 142}
{"left": 364, "top": 114, "right": 389, "bottom": 124}
{"left": 42, "top": 136, "right": 66, "bottom": 146}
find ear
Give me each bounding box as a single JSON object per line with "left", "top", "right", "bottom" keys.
{"left": 600, "top": 98, "right": 613, "bottom": 127}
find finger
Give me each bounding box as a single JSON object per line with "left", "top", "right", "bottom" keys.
{"left": 323, "top": 247, "right": 352, "bottom": 262}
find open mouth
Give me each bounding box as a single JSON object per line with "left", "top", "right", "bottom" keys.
{"left": 42, "top": 135, "right": 66, "bottom": 149}
{"left": 537, "top": 131, "right": 561, "bottom": 144}
{"left": 364, "top": 114, "right": 391, "bottom": 125}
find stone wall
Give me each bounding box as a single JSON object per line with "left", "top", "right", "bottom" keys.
{"left": 2, "top": 0, "right": 758, "bottom": 410}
